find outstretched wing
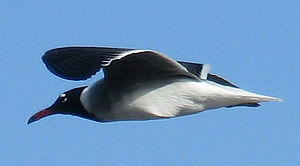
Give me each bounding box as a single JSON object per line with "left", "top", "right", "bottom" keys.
{"left": 42, "top": 47, "right": 133, "bottom": 80}
{"left": 42, "top": 47, "right": 198, "bottom": 84}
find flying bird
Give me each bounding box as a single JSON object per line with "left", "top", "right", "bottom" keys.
{"left": 27, "top": 47, "right": 281, "bottom": 124}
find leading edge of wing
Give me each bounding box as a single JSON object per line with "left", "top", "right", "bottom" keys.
{"left": 42, "top": 47, "right": 133, "bottom": 80}
{"left": 102, "top": 50, "right": 198, "bottom": 91}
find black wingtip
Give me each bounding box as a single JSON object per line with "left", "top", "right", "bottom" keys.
{"left": 226, "top": 103, "right": 260, "bottom": 108}
{"left": 42, "top": 47, "right": 106, "bottom": 81}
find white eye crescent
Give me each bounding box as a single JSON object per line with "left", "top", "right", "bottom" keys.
{"left": 60, "top": 94, "right": 67, "bottom": 103}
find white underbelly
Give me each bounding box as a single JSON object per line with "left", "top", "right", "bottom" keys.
{"left": 124, "top": 81, "right": 207, "bottom": 118}
{"left": 85, "top": 79, "right": 279, "bottom": 121}
{"left": 109, "top": 80, "right": 279, "bottom": 121}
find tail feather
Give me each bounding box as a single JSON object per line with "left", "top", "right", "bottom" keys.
{"left": 225, "top": 93, "right": 281, "bottom": 109}
{"left": 216, "top": 84, "right": 282, "bottom": 107}
{"left": 245, "top": 93, "right": 283, "bottom": 103}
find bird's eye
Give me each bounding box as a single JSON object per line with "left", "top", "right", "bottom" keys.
{"left": 60, "top": 93, "right": 68, "bottom": 103}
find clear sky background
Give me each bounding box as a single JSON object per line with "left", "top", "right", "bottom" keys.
{"left": 1, "top": 0, "right": 299, "bottom": 165}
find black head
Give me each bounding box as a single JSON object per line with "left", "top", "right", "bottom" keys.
{"left": 27, "top": 86, "right": 97, "bottom": 124}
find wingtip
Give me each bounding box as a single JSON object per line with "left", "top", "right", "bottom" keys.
{"left": 259, "top": 95, "right": 283, "bottom": 103}
{"left": 274, "top": 97, "right": 284, "bottom": 102}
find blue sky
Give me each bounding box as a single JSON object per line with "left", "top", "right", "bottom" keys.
{"left": 1, "top": 0, "right": 299, "bottom": 165}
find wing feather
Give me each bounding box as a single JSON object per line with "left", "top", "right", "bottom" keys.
{"left": 42, "top": 47, "right": 131, "bottom": 80}
{"left": 42, "top": 47, "right": 197, "bottom": 84}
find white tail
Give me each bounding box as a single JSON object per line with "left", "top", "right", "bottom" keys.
{"left": 200, "top": 81, "right": 282, "bottom": 109}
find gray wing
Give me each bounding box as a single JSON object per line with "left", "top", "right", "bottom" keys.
{"left": 42, "top": 47, "right": 198, "bottom": 85}
{"left": 42, "top": 47, "right": 133, "bottom": 80}
{"left": 103, "top": 50, "right": 198, "bottom": 92}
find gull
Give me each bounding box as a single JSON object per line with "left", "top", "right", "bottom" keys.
{"left": 27, "top": 47, "right": 281, "bottom": 124}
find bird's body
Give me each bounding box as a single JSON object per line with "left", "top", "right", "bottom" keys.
{"left": 28, "top": 47, "right": 281, "bottom": 124}
{"left": 81, "top": 77, "right": 278, "bottom": 122}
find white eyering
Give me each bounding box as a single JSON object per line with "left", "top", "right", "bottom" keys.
{"left": 60, "top": 94, "right": 67, "bottom": 103}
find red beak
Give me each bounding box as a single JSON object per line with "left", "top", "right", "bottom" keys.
{"left": 27, "top": 108, "right": 55, "bottom": 124}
